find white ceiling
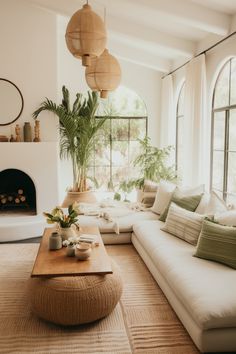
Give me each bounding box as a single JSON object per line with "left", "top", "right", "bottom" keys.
{"left": 27, "top": 0, "right": 236, "bottom": 72}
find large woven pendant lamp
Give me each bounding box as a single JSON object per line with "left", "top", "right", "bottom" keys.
{"left": 85, "top": 49, "right": 121, "bottom": 98}
{"left": 65, "top": 3, "right": 107, "bottom": 67}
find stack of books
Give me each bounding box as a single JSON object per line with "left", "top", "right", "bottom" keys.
{"left": 78, "top": 234, "right": 100, "bottom": 246}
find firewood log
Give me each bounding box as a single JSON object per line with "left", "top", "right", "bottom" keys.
{"left": 18, "top": 189, "right": 24, "bottom": 195}
{"left": 15, "top": 198, "right": 20, "bottom": 204}
{"left": 20, "top": 196, "right": 26, "bottom": 202}
{"left": 1, "top": 198, "right": 7, "bottom": 204}
{"left": 8, "top": 196, "right": 13, "bottom": 202}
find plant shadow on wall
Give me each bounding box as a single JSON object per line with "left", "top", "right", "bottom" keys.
{"left": 33, "top": 86, "right": 108, "bottom": 206}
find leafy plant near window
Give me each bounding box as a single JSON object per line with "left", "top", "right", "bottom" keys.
{"left": 33, "top": 86, "right": 107, "bottom": 192}
{"left": 129, "top": 136, "right": 177, "bottom": 189}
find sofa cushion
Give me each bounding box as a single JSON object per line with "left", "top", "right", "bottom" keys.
{"left": 195, "top": 192, "right": 210, "bottom": 214}
{"left": 205, "top": 191, "right": 228, "bottom": 215}
{"left": 133, "top": 220, "right": 236, "bottom": 330}
{"left": 152, "top": 180, "right": 176, "bottom": 215}
{"left": 194, "top": 220, "right": 236, "bottom": 269}
{"left": 79, "top": 210, "right": 159, "bottom": 233}
{"left": 161, "top": 203, "right": 205, "bottom": 245}
{"left": 215, "top": 210, "right": 236, "bottom": 226}
{"left": 143, "top": 180, "right": 158, "bottom": 193}
{"left": 159, "top": 188, "right": 203, "bottom": 221}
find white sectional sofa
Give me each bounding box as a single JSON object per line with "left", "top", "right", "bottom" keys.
{"left": 79, "top": 207, "right": 236, "bottom": 353}
{"left": 132, "top": 219, "right": 236, "bottom": 353}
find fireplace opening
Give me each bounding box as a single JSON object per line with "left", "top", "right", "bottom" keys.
{"left": 0, "top": 169, "right": 36, "bottom": 215}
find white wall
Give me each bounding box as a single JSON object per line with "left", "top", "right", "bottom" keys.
{"left": 0, "top": 0, "right": 58, "bottom": 142}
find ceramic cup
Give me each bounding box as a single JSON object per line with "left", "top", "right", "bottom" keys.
{"left": 75, "top": 243, "right": 92, "bottom": 260}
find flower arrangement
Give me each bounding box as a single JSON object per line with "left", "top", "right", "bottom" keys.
{"left": 62, "top": 236, "right": 80, "bottom": 247}
{"left": 43, "top": 203, "right": 79, "bottom": 228}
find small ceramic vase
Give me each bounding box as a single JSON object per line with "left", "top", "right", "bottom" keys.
{"left": 75, "top": 243, "right": 92, "bottom": 260}
{"left": 23, "top": 122, "right": 32, "bottom": 142}
{"left": 66, "top": 245, "right": 75, "bottom": 257}
{"left": 49, "top": 232, "right": 62, "bottom": 250}
{"left": 59, "top": 226, "right": 76, "bottom": 241}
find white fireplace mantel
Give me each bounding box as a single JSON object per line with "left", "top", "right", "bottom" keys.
{"left": 0, "top": 142, "right": 60, "bottom": 213}
{"left": 0, "top": 142, "right": 59, "bottom": 241}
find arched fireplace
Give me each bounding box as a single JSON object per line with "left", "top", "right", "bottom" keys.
{"left": 0, "top": 169, "right": 36, "bottom": 215}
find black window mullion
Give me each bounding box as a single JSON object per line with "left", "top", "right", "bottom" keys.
{"left": 211, "top": 59, "right": 236, "bottom": 203}
{"left": 223, "top": 110, "right": 229, "bottom": 200}
{"left": 93, "top": 116, "right": 147, "bottom": 190}
{"left": 210, "top": 107, "right": 215, "bottom": 192}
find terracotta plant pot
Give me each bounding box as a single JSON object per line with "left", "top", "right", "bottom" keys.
{"left": 61, "top": 191, "right": 97, "bottom": 207}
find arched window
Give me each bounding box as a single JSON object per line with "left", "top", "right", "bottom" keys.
{"left": 211, "top": 58, "right": 236, "bottom": 203}
{"left": 176, "top": 82, "right": 185, "bottom": 177}
{"left": 89, "top": 86, "right": 148, "bottom": 190}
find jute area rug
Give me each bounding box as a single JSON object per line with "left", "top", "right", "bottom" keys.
{"left": 0, "top": 243, "right": 199, "bottom": 354}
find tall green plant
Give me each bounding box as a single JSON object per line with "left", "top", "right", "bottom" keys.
{"left": 130, "top": 137, "right": 176, "bottom": 189}
{"left": 33, "top": 86, "right": 107, "bottom": 192}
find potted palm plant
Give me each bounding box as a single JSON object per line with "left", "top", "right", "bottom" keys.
{"left": 33, "top": 86, "right": 107, "bottom": 206}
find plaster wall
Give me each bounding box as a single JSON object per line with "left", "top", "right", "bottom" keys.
{"left": 0, "top": 0, "right": 58, "bottom": 142}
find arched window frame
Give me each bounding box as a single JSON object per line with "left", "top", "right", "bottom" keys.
{"left": 89, "top": 86, "right": 148, "bottom": 190}
{"left": 211, "top": 57, "right": 236, "bottom": 202}
{"left": 175, "top": 82, "right": 185, "bottom": 174}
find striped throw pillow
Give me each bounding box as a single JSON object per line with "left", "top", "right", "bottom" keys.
{"left": 194, "top": 220, "right": 236, "bottom": 269}
{"left": 161, "top": 203, "right": 205, "bottom": 245}
{"left": 159, "top": 188, "right": 203, "bottom": 222}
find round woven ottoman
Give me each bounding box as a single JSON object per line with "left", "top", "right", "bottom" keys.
{"left": 28, "top": 260, "right": 123, "bottom": 326}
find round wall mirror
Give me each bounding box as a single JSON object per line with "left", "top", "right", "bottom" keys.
{"left": 0, "top": 78, "right": 24, "bottom": 126}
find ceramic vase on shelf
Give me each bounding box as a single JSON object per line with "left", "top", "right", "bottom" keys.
{"left": 59, "top": 226, "right": 77, "bottom": 241}
{"left": 23, "top": 122, "right": 32, "bottom": 142}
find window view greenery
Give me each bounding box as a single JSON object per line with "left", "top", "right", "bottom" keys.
{"left": 176, "top": 82, "right": 185, "bottom": 177}
{"left": 211, "top": 58, "right": 236, "bottom": 203}
{"left": 88, "top": 86, "right": 147, "bottom": 191}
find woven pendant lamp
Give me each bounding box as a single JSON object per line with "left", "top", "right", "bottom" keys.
{"left": 85, "top": 49, "right": 121, "bottom": 98}
{"left": 65, "top": 3, "right": 107, "bottom": 67}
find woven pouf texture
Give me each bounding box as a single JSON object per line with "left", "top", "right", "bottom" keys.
{"left": 28, "top": 260, "right": 123, "bottom": 326}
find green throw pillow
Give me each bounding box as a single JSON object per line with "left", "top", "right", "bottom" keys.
{"left": 194, "top": 220, "right": 236, "bottom": 269}
{"left": 159, "top": 189, "right": 203, "bottom": 222}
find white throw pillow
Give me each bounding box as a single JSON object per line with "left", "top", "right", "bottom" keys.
{"left": 215, "top": 210, "right": 236, "bottom": 226}
{"left": 161, "top": 203, "right": 205, "bottom": 245}
{"left": 195, "top": 193, "right": 210, "bottom": 214}
{"left": 204, "top": 191, "right": 228, "bottom": 215}
{"left": 152, "top": 182, "right": 205, "bottom": 215}
{"left": 152, "top": 180, "right": 176, "bottom": 214}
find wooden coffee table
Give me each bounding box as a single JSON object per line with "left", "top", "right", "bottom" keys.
{"left": 31, "top": 226, "right": 113, "bottom": 277}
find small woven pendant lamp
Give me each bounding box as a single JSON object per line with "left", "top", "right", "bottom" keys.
{"left": 85, "top": 49, "right": 121, "bottom": 98}
{"left": 65, "top": 2, "right": 107, "bottom": 67}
